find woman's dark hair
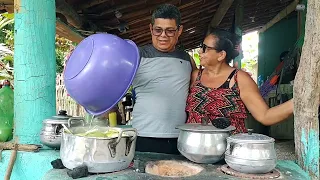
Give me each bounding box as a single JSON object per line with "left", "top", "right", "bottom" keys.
{"left": 151, "top": 4, "right": 181, "bottom": 27}
{"left": 206, "top": 28, "right": 239, "bottom": 63}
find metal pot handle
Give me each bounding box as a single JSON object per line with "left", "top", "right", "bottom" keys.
{"left": 220, "top": 142, "right": 234, "bottom": 160}
{"left": 68, "top": 117, "right": 85, "bottom": 127}
{"left": 114, "top": 128, "right": 137, "bottom": 145}
{"left": 108, "top": 128, "right": 137, "bottom": 158}
{"left": 54, "top": 124, "right": 63, "bottom": 135}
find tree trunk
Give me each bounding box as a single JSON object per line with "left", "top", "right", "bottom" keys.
{"left": 293, "top": 0, "right": 320, "bottom": 179}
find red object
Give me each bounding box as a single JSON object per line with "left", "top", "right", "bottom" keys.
{"left": 186, "top": 69, "right": 247, "bottom": 134}
{"left": 270, "top": 75, "right": 279, "bottom": 85}
{"left": 129, "top": 161, "right": 134, "bottom": 168}
{"left": 3, "top": 80, "right": 10, "bottom": 86}
{"left": 275, "top": 62, "right": 284, "bottom": 73}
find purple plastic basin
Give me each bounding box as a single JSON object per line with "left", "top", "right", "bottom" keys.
{"left": 64, "top": 34, "right": 140, "bottom": 116}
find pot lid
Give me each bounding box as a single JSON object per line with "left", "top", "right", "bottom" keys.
{"left": 176, "top": 123, "right": 236, "bottom": 132}
{"left": 227, "top": 129, "right": 274, "bottom": 143}
{"left": 43, "top": 110, "right": 72, "bottom": 123}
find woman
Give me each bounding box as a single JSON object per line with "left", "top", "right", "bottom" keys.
{"left": 186, "top": 29, "right": 293, "bottom": 133}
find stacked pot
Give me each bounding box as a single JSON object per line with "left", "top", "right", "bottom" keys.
{"left": 225, "top": 129, "right": 277, "bottom": 174}
{"left": 40, "top": 110, "right": 82, "bottom": 149}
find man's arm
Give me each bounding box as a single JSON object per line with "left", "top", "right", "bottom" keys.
{"left": 189, "top": 55, "right": 197, "bottom": 71}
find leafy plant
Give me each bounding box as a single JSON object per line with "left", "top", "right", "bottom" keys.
{"left": 193, "top": 52, "right": 200, "bottom": 67}
{"left": 0, "top": 12, "right": 76, "bottom": 84}
{"left": 56, "top": 48, "right": 65, "bottom": 73}
{"left": 0, "top": 44, "right": 14, "bottom": 87}
{"left": 55, "top": 35, "right": 75, "bottom": 73}
{"left": 0, "top": 13, "right": 14, "bottom": 50}
{"left": 241, "top": 58, "right": 257, "bottom": 72}
{"left": 0, "top": 13, "right": 14, "bottom": 85}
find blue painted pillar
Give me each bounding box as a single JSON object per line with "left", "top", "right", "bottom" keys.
{"left": 14, "top": 0, "right": 56, "bottom": 144}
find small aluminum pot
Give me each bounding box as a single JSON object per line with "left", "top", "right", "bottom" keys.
{"left": 176, "top": 120, "right": 235, "bottom": 164}
{"left": 60, "top": 119, "right": 137, "bottom": 173}
{"left": 225, "top": 129, "right": 277, "bottom": 174}
{"left": 40, "top": 110, "right": 83, "bottom": 149}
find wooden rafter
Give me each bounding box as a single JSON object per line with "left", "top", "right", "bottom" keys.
{"left": 56, "top": 19, "right": 84, "bottom": 43}
{"left": 208, "top": 0, "right": 234, "bottom": 28}
{"left": 99, "top": 1, "right": 146, "bottom": 16}
{"left": 0, "top": 0, "right": 302, "bottom": 51}
{"left": 77, "top": 0, "right": 112, "bottom": 10}
{"left": 258, "top": 0, "right": 299, "bottom": 33}
{"left": 0, "top": 0, "right": 13, "bottom": 13}
{"left": 56, "top": 0, "right": 85, "bottom": 29}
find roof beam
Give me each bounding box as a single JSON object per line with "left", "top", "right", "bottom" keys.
{"left": 0, "top": 0, "right": 13, "bottom": 13}
{"left": 56, "top": 0, "right": 101, "bottom": 33}
{"left": 99, "top": 1, "right": 146, "bottom": 16}
{"left": 56, "top": 0, "right": 85, "bottom": 29}
{"left": 208, "top": 0, "right": 234, "bottom": 28}
{"left": 258, "top": 0, "right": 299, "bottom": 33}
{"left": 56, "top": 19, "right": 84, "bottom": 43}
{"left": 77, "top": 0, "right": 112, "bottom": 10}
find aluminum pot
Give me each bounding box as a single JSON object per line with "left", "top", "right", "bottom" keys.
{"left": 176, "top": 119, "right": 235, "bottom": 164}
{"left": 40, "top": 110, "right": 83, "bottom": 149}
{"left": 60, "top": 119, "right": 137, "bottom": 173}
{"left": 225, "top": 129, "right": 277, "bottom": 174}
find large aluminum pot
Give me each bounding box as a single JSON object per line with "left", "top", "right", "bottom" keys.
{"left": 176, "top": 119, "right": 235, "bottom": 164}
{"left": 60, "top": 119, "right": 137, "bottom": 173}
{"left": 225, "top": 129, "right": 277, "bottom": 174}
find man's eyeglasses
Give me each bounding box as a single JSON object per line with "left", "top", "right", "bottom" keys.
{"left": 200, "top": 43, "right": 216, "bottom": 53}
{"left": 152, "top": 27, "right": 179, "bottom": 37}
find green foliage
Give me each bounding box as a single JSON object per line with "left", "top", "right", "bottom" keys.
{"left": 241, "top": 58, "right": 257, "bottom": 72}
{"left": 55, "top": 49, "right": 65, "bottom": 73}
{"left": 0, "top": 13, "right": 14, "bottom": 84}
{"left": 193, "top": 52, "right": 200, "bottom": 67}
{"left": 0, "top": 13, "right": 14, "bottom": 50}
{"left": 55, "top": 35, "right": 74, "bottom": 73}
{"left": 0, "top": 12, "right": 75, "bottom": 79}
{"left": 241, "top": 31, "right": 258, "bottom": 78}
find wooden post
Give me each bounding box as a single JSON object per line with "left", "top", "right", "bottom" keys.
{"left": 208, "top": 0, "right": 234, "bottom": 28}
{"left": 233, "top": 0, "right": 243, "bottom": 68}
{"left": 14, "top": 0, "right": 56, "bottom": 144}
{"left": 293, "top": 0, "right": 319, "bottom": 179}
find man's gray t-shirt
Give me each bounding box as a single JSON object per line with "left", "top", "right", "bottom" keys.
{"left": 132, "top": 44, "right": 192, "bottom": 138}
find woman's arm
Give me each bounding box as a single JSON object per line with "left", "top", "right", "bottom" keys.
{"left": 237, "top": 71, "right": 293, "bottom": 126}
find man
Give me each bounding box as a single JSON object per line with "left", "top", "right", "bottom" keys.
{"left": 131, "top": 4, "right": 196, "bottom": 154}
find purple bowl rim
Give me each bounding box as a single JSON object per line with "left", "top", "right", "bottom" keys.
{"left": 65, "top": 37, "right": 94, "bottom": 80}
{"left": 85, "top": 39, "right": 140, "bottom": 116}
